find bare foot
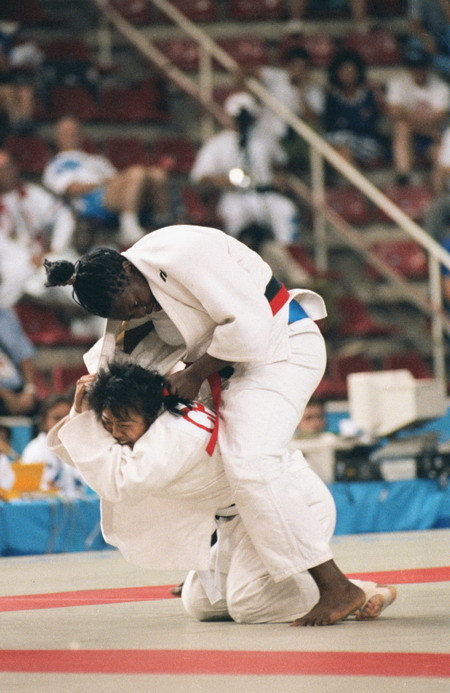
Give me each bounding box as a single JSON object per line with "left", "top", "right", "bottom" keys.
{"left": 291, "top": 581, "right": 365, "bottom": 627}
{"left": 354, "top": 584, "right": 397, "bottom": 621}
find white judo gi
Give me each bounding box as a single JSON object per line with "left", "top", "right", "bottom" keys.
{"left": 83, "top": 225, "right": 330, "bottom": 586}
{"left": 47, "top": 398, "right": 339, "bottom": 623}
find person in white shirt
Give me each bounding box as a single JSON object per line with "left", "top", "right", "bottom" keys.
{"left": 48, "top": 361, "right": 397, "bottom": 625}
{"left": 190, "top": 92, "right": 308, "bottom": 286}
{"left": 386, "top": 46, "right": 449, "bottom": 184}
{"left": 0, "top": 148, "right": 76, "bottom": 308}
{"left": 43, "top": 116, "right": 170, "bottom": 246}
{"left": 22, "top": 392, "right": 86, "bottom": 496}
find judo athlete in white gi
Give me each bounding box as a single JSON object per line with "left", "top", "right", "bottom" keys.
{"left": 44, "top": 224, "right": 396, "bottom": 625}
{"left": 47, "top": 362, "right": 396, "bottom": 625}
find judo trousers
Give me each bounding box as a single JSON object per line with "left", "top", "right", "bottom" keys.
{"left": 217, "top": 318, "right": 332, "bottom": 583}
{"left": 182, "top": 465, "right": 337, "bottom": 623}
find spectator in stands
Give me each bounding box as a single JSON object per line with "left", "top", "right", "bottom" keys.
{"left": 48, "top": 362, "right": 397, "bottom": 625}
{"left": 0, "top": 21, "right": 42, "bottom": 138}
{"left": 21, "top": 392, "right": 86, "bottom": 497}
{"left": 43, "top": 116, "right": 171, "bottom": 247}
{"left": 323, "top": 50, "right": 384, "bottom": 169}
{"left": 190, "top": 91, "right": 309, "bottom": 287}
{"left": 287, "top": 0, "right": 370, "bottom": 33}
{"left": 0, "top": 148, "right": 77, "bottom": 307}
{"left": 407, "top": 0, "right": 450, "bottom": 81}
{"left": 386, "top": 46, "right": 449, "bottom": 185}
{"left": 0, "top": 307, "right": 38, "bottom": 416}
{"left": 244, "top": 46, "right": 324, "bottom": 174}
{"left": 295, "top": 397, "right": 327, "bottom": 435}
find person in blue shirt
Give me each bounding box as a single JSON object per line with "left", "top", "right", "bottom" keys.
{"left": 323, "top": 50, "right": 383, "bottom": 168}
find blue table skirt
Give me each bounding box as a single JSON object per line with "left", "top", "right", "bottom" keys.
{"left": 0, "top": 480, "right": 449, "bottom": 556}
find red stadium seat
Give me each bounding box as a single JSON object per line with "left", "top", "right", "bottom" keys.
{"left": 47, "top": 85, "right": 99, "bottom": 121}
{"left": 377, "top": 184, "right": 433, "bottom": 223}
{"left": 150, "top": 137, "right": 197, "bottom": 175}
{"left": 343, "top": 29, "right": 402, "bottom": 65}
{"left": 52, "top": 365, "right": 88, "bottom": 393}
{"left": 104, "top": 137, "right": 150, "bottom": 169}
{"left": 15, "top": 303, "right": 94, "bottom": 347}
{"left": 4, "top": 134, "right": 51, "bottom": 175}
{"left": 217, "top": 37, "right": 269, "bottom": 68}
{"left": 156, "top": 0, "right": 219, "bottom": 22}
{"left": 366, "top": 239, "right": 428, "bottom": 280}
{"left": 98, "top": 84, "right": 169, "bottom": 123}
{"left": 315, "top": 354, "right": 375, "bottom": 399}
{"left": 278, "top": 33, "right": 336, "bottom": 68}
{"left": 182, "top": 186, "right": 221, "bottom": 226}
{"left": 228, "top": 0, "right": 287, "bottom": 21}
{"left": 110, "top": 0, "right": 152, "bottom": 24}
{"left": 154, "top": 38, "right": 200, "bottom": 71}
{"left": 43, "top": 38, "right": 93, "bottom": 62}
{"left": 337, "top": 295, "right": 397, "bottom": 337}
{"left": 381, "top": 352, "right": 432, "bottom": 379}
{"left": 287, "top": 244, "right": 341, "bottom": 280}
{"left": 325, "top": 187, "right": 371, "bottom": 225}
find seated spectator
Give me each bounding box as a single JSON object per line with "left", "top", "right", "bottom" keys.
{"left": 21, "top": 392, "right": 87, "bottom": 497}
{"left": 0, "top": 22, "right": 41, "bottom": 140}
{"left": 295, "top": 397, "right": 327, "bottom": 436}
{"left": 43, "top": 116, "right": 171, "bottom": 247}
{"left": 0, "top": 148, "right": 77, "bottom": 307}
{"left": 247, "top": 46, "right": 324, "bottom": 174}
{"left": 323, "top": 50, "right": 384, "bottom": 169}
{"left": 386, "top": 46, "right": 449, "bottom": 185}
{"left": 407, "top": 0, "right": 450, "bottom": 81}
{"left": 288, "top": 0, "right": 369, "bottom": 33}
{"left": 190, "top": 92, "right": 308, "bottom": 287}
{"left": 0, "top": 307, "right": 38, "bottom": 416}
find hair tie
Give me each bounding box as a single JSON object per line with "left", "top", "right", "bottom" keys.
{"left": 162, "top": 387, "right": 170, "bottom": 399}
{"left": 66, "top": 260, "right": 80, "bottom": 286}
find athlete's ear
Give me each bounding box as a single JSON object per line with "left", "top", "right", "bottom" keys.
{"left": 122, "top": 260, "right": 134, "bottom": 276}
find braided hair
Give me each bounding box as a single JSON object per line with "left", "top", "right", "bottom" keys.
{"left": 88, "top": 361, "right": 191, "bottom": 425}
{"left": 44, "top": 247, "right": 130, "bottom": 317}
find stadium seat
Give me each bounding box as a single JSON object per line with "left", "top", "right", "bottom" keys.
{"left": 325, "top": 187, "right": 371, "bottom": 225}
{"left": 287, "top": 244, "right": 341, "bottom": 280}
{"left": 4, "top": 134, "right": 51, "bottom": 175}
{"left": 98, "top": 84, "right": 168, "bottom": 123}
{"left": 278, "top": 32, "right": 336, "bottom": 68}
{"left": 227, "top": 0, "right": 287, "bottom": 21}
{"left": 366, "top": 239, "right": 428, "bottom": 280}
{"left": 315, "top": 353, "right": 375, "bottom": 400}
{"left": 381, "top": 352, "right": 433, "bottom": 379}
{"left": 343, "top": 29, "right": 402, "bottom": 65}
{"left": 42, "top": 38, "right": 93, "bottom": 62}
{"left": 182, "top": 186, "right": 221, "bottom": 226}
{"left": 110, "top": 0, "right": 152, "bottom": 24}
{"left": 217, "top": 37, "right": 269, "bottom": 68}
{"left": 157, "top": 0, "right": 219, "bottom": 22}
{"left": 15, "top": 303, "right": 94, "bottom": 347}
{"left": 149, "top": 137, "right": 197, "bottom": 175}
{"left": 52, "top": 365, "right": 88, "bottom": 393}
{"left": 337, "top": 295, "right": 397, "bottom": 336}
{"left": 377, "top": 184, "right": 433, "bottom": 223}
{"left": 47, "top": 85, "right": 99, "bottom": 121}
{"left": 1, "top": 0, "right": 50, "bottom": 25}
{"left": 104, "top": 137, "right": 150, "bottom": 169}
{"left": 154, "top": 38, "right": 200, "bottom": 71}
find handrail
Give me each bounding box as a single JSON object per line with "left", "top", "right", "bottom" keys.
{"left": 92, "top": 0, "right": 449, "bottom": 378}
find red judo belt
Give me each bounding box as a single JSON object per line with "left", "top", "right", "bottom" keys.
{"left": 206, "top": 276, "right": 288, "bottom": 455}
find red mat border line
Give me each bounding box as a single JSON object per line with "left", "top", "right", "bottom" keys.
{"left": 0, "top": 650, "right": 448, "bottom": 677}
{"left": 0, "top": 566, "right": 448, "bottom": 613}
